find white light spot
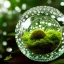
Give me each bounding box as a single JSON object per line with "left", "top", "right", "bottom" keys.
{"left": 42, "top": 22, "right": 44, "bottom": 24}
{"left": 48, "top": 23, "right": 51, "bottom": 26}
{"left": 32, "top": 13, "right": 34, "bottom": 15}
{"left": 0, "top": 54, "right": 2, "bottom": 58}
{"left": 22, "top": 3, "right": 27, "bottom": 10}
{"left": 3, "top": 31, "right": 7, "bottom": 35}
{"left": 15, "top": 6, "right": 21, "bottom": 12}
{"left": 62, "top": 46, "right": 64, "bottom": 48}
{"left": 57, "top": 16, "right": 64, "bottom": 22}
{"left": 41, "top": 11, "right": 44, "bottom": 14}
{"left": 36, "top": 23, "right": 38, "bottom": 25}
{"left": 38, "top": 11, "right": 40, "bottom": 13}
{"left": 59, "top": 49, "right": 61, "bottom": 51}
{"left": 23, "top": 19, "right": 25, "bottom": 22}
{"left": 51, "top": 15, "right": 55, "bottom": 18}
{"left": 53, "top": 24, "right": 55, "bottom": 26}
{"left": 3, "top": 41, "right": 7, "bottom": 46}
{"left": 61, "top": 16, "right": 64, "bottom": 22}
{"left": 39, "top": 25, "right": 41, "bottom": 27}
{"left": 30, "top": 30, "right": 32, "bottom": 32}
{"left": 45, "top": 13, "right": 48, "bottom": 15}
{"left": 6, "top": 47, "right": 12, "bottom": 52}
{"left": 57, "top": 17, "right": 61, "bottom": 21}
{"left": 4, "top": 1, "right": 11, "bottom": 8}
{"left": 3, "top": 22, "right": 7, "bottom": 27}
{"left": 63, "top": 32, "right": 64, "bottom": 35}
{"left": 26, "top": 15, "right": 28, "bottom": 18}
{"left": 62, "top": 41, "right": 64, "bottom": 43}
{"left": 46, "top": 22, "right": 48, "bottom": 24}
{"left": 34, "top": 11, "right": 36, "bottom": 13}
{"left": 42, "top": 27, "right": 44, "bottom": 30}
{"left": 60, "top": 2, "right": 64, "bottom": 6}
{"left": 62, "top": 37, "right": 64, "bottom": 40}
{"left": 47, "top": 0, "right": 52, "bottom": 4}
{"left": 22, "top": 18, "right": 31, "bottom": 29}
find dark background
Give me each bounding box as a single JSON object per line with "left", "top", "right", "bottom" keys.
{"left": 0, "top": 0, "right": 64, "bottom": 64}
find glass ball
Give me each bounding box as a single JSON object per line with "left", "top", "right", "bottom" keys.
{"left": 15, "top": 6, "right": 64, "bottom": 62}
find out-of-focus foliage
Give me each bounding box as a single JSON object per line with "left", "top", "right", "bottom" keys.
{"left": 0, "top": 0, "right": 64, "bottom": 63}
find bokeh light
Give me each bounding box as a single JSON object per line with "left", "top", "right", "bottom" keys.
{"left": 2, "top": 41, "right": 7, "bottom": 46}
{"left": 15, "top": 6, "right": 21, "bottom": 12}
{"left": 3, "top": 22, "right": 7, "bottom": 27}
{"left": 3, "top": 31, "right": 7, "bottom": 35}
{"left": 3, "top": 1, "right": 11, "bottom": 8}
{"left": 57, "top": 16, "right": 64, "bottom": 22}
{"left": 0, "top": 54, "right": 2, "bottom": 58}
{"left": 47, "top": 0, "right": 52, "bottom": 4}
{"left": 22, "top": 3, "right": 27, "bottom": 10}
{"left": 60, "top": 2, "right": 64, "bottom": 6}
{"left": 6, "top": 47, "right": 12, "bottom": 52}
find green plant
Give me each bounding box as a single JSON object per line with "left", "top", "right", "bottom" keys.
{"left": 22, "top": 29, "right": 62, "bottom": 54}
{"left": 30, "top": 29, "right": 46, "bottom": 40}
{"left": 4, "top": 55, "right": 12, "bottom": 61}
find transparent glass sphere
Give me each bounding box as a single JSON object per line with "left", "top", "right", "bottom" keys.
{"left": 15, "top": 6, "right": 64, "bottom": 62}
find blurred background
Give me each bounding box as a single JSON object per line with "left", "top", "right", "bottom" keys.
{"left": 0, "top": 0, "right": 64, "bottom": 63}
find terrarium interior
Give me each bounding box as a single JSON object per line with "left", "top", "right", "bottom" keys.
{"left": 22, "top": 15, "right": 62, "bottom": 54}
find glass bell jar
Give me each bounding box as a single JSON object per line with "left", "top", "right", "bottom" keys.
{"left": 15, "top": 6, "right": 64, "bottom": 62}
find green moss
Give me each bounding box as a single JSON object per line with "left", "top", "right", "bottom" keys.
{"left": 4, "top": 55, "right": 12, "bottom": 61}
{"left": 22, "top": 29, "right": 62, "bottom": 54}
{"left": 30, "top": 29, "right": 46, "bottom": 40}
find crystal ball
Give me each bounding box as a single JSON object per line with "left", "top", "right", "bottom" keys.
{"left": 15, "top": 6, "right": 64, "bottom": 62}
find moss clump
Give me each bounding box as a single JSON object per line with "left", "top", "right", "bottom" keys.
{"left": 30, "top": 29, "right": 46, "bottom": 40}
{"left": 22, "top": 29, "right": 62, "bottom": 54}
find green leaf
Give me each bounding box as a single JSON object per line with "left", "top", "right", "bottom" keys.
{"left": 4, "top": 55, "right": 12, "bottom": 61}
